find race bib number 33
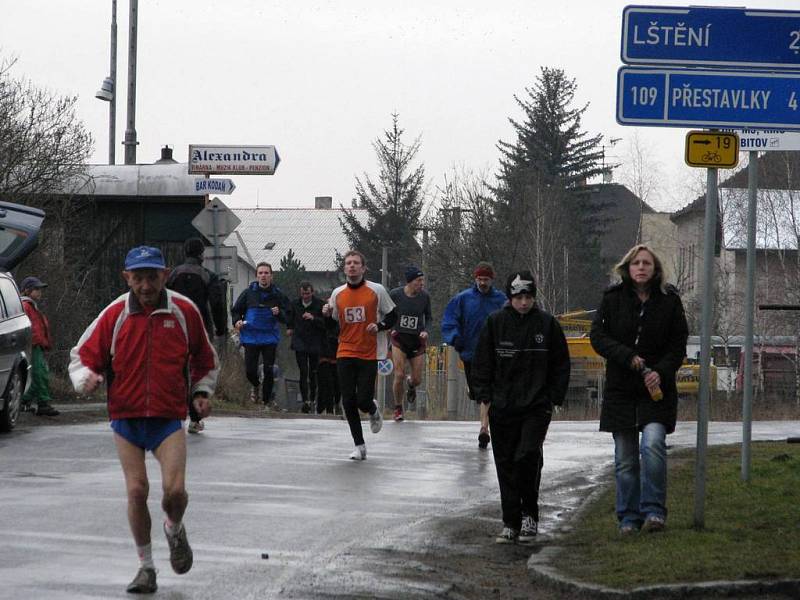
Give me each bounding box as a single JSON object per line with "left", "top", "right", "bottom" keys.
{"left": 400, "top": 315, "right": 418, "bottom": 330}
{"left": 344, "top": 306, "right": 366, "bottom": 323}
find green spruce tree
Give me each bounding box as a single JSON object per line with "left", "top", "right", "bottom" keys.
{"left": 274, "top": 248, "right": 306, "bottom": 297}
{"left": 340, "top": 113, "right": 425, "bottom": 287}
{"left": 493, "top": 67, "right": 607, "bottom": 312}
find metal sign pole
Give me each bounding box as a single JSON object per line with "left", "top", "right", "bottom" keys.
{"left": 742, "top": 151, "right": 758, "bottom": 481}
{"left": 446, "top": 346, "right": 458, "bottom": 420}
{"left": 376, "top": 246, "right": 389, "bottom": 410}
{"left": 211, "top": 199, "right": 221, "bottom": 277}
{"left": 694, "top": 166, "right": 718, "bottom": 529}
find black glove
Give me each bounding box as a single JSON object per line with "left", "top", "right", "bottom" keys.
{"left": 453, "top": 336, "right": 465, "bottom": 353}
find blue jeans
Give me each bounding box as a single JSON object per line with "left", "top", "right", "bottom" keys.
{"left": 612, "top": 422, "right": 667, "bottom": 528}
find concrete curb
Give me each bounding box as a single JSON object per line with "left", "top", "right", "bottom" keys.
{"left": 51, "top": 402, "right": 105, "bottom": 413}
{"left": 527, "top": 479, "right": 800, "bottom": 598}
{"left": 527, "top": 546, "right": 800, "bottom": 598}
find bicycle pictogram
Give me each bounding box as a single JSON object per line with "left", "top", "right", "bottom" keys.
{"left": 702, "top": 151, "right": 722, "bottom": 163}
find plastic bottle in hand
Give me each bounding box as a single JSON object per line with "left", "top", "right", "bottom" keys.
{"left": 641, "top": 367, "right": 663, "bottom": 401}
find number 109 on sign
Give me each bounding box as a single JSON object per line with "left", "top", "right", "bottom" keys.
{"left": 617, "top": 67, "right": 800, "bottom": 131}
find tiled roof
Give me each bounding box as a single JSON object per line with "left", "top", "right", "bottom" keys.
{"left": 225, "top": 208, "right": 368, "bottom": 272}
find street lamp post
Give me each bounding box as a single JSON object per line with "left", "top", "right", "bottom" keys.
{"left": 95, "top": 0, "right": 117, "bottom": 165}
{"left": 123, "top": 0, "right": 139, "bottom": 165}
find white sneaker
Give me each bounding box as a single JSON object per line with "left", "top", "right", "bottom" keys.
{"left": 518, "top": 514, "right": 538, "bottom": 543}
{"left": 349, "top": 444, "right": 367, "bottom": 460}
{"left": 495, "top": 526, "right": 518, "bottom": 544}
{"left": 369, "top": 400, "right": 383, "bottom": 433}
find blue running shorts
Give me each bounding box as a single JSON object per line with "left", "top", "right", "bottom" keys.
{"left": 111, "top": 417, "right": 183, "bottom": 452}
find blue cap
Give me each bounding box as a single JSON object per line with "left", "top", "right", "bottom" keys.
{"left": 19, "top": 276, "right": 47, "bottom": 292}
{"left": 124, "top": 246, "right": 166, "bottom": 270}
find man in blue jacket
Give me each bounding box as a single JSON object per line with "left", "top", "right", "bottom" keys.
{"left": 441, "top": 261, "right": 506, "bottom": 448}
{"left": 231, "top": 262, "right": 289, "bottom": 407}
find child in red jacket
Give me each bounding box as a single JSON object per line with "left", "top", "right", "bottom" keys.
{"left": 20, "top": 276, "right": 59, "bottom": 417}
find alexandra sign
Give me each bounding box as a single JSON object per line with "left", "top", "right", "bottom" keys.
{"left": 188, "top": 144, "right": 280, "bottom": 175}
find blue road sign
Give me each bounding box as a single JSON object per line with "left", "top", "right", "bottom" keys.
{"left": 193, "top": 178, "right": 236, "bottom": 195}
{"left": 621, "top": 5, "right": 800, "bottom": 70}
{"left": 617, "top": 67, "right": 800, "bottom": 130}
{"left": 377, "top": 358, "right": 394, "bottom": 377}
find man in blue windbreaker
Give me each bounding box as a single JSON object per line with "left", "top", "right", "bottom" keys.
{"left": 231, "top": 262, "right": 290, "bottom": 407}
{"left": 441, "top": 261, "right": 506, "bottom": 449}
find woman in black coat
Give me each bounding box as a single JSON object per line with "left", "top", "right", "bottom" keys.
{"left": 590, "top": 244, "right": 688, "bottom": 535}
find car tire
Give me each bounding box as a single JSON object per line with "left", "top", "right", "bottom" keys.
{"left": 0, "top": 369, "right": 23, "bottom": 433}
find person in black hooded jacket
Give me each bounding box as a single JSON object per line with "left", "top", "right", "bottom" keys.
{"left": 590, "top": 244, "right": 688, "bottom": 535}
{"left": 472, "top": 270, "right": 570, "bottom": 545}
{"left": 286, "top": 281, "right": 327, "bottom": 413}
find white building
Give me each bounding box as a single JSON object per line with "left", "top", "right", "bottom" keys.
{"left": 224, "top": 197, "right": 368, "bottom": 301}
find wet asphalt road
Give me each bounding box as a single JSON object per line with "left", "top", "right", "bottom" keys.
{"left": 0, "top": 417, "right": 797, "bottom": 599}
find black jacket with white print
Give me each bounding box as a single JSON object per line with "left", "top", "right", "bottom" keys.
{"left": 472, "top": 305, "right": 571, "bottom": 418}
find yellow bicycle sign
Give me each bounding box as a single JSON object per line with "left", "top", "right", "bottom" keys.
{"left": 685, "top": 131, "right": 739, "bottom": 169}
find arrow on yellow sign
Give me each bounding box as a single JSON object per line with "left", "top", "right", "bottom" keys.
{"left": 685, "top": 131, "right": 740, "bottom": 169}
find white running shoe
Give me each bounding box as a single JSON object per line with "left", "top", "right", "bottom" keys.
{"left": 518, "top": 514, "right": 538, "bottom": 543}
{"left": 369, "top": 401, "right": 383, "bottom": 433}
{"left": 187, "top": 421, "right": 204, "bottom": 434}
{"left": 349, "top": 444, "right": 367, "bottom": 460}
{"left": 495, "top": 526, "right": 519, "bottom": 544}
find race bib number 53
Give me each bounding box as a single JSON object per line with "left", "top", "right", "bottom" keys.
{"left": 344, "top": 306, "right": 366, "bottom": 323}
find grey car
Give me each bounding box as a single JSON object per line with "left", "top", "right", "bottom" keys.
{"left": 0, "top": 201, "right": 45, "bottom": 432}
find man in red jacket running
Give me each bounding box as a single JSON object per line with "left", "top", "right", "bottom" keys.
{"left": 69, "top": 246, "right": 218, "bottom": 594}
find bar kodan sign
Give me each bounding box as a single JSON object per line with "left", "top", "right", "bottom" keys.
{"left": 188, "top": 145, "right": 280, "bottom": 175}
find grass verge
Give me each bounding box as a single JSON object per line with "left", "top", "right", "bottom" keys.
{"left": 555, "top": 441, "right": 800, "bottom": 590}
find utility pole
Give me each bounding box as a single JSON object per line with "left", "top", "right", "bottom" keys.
{"left": 563, "top": 246, "right": 569, "bottom": 314}
{"left": 600, "top": 137, "right": 621, "bottom": 182}
{"left": 412, "top": 225, "right": 431, "bottom": 276}
{"left": 95, "top": 0, "right": 117, "bottom": 164}
{"left": 741, "top": 150, "right": 758, "bottom": 482}
{"left": 108, "top": 0, "right": 117, "bottom": 164}
{"left": 123, "top": 0, "right": 139, "bottom": 165}
{"left": 439, "top": 206, "right": 474, "bottom": 296}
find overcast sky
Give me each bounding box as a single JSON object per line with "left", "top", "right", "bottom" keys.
{"left": 1, "top": 0, "right": 797, "bottom": 214}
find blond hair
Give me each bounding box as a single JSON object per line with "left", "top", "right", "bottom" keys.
{"left": 613, "top": 244, "right": 668, "bottom": 294}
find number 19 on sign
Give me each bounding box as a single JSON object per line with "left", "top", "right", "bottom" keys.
{"left": 685, "top": 131, "right": 740, "bottom": 169}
